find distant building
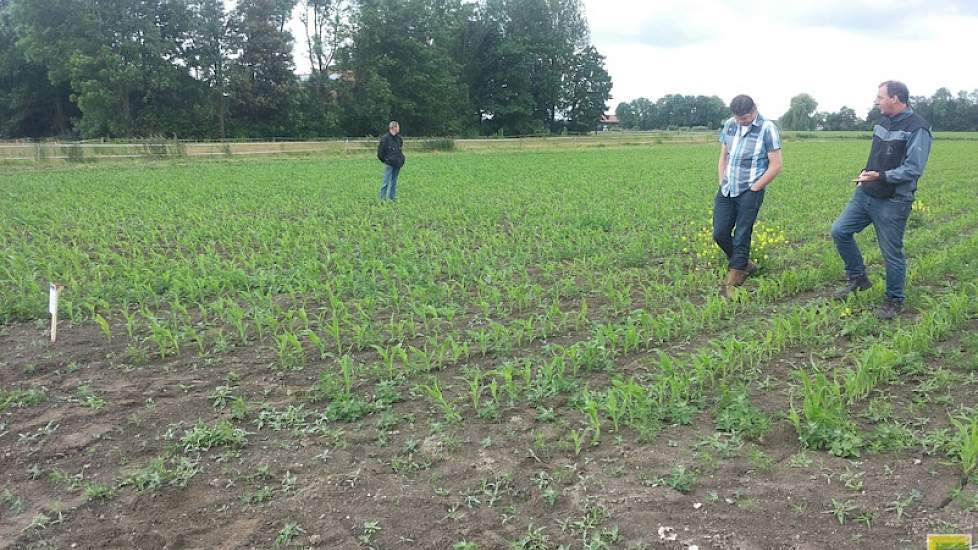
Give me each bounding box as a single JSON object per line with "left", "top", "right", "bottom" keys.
{"left": 599, "top": 114, "right": 620, "bottom": 131}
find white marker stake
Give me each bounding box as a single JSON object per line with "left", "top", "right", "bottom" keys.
{"left": 49, "top": 283, "right": 61, "bottom": 343}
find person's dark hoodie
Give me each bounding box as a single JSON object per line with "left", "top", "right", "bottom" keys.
{"left": 377, "top": 132, "right": 405, "bottom": 168}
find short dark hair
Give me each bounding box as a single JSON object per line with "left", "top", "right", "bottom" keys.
{"left": 730, "top": 95, "right": 756, "bottom": 116}
{"left": 879, "top": 81, "right": 909, "bottom": 104}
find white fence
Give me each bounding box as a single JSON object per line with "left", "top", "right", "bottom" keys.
{"left": 0, "top": 133, "right": 720, "bottom": 163}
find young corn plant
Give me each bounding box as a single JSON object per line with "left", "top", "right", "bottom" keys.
{"left": 886, "top": 489, "right": 921, "bottom": 519}
{"left": 324, "top": 310, "right": 344, "bottom": 354}
{"left": 339, "top": 355, "right": 356, "bottom": 397}
{"left": 611, "top": 377, "right": 661, "bottom": 442}
{"left": 665, "top": 465, "right": 698, "bottom": 494}
{"left": 274, "top": 521, "right": 304, "bottom": 547}
{"left": 220, "top": 301, "right": 246, "bottom": 343}
{"left": 374, "top": 343, "right": 408, "bottom": 381}
{"left": 210, "top": 386, "right": 234, "bottom": 410}
{"left": 581, "top": 395, "right": 603, "bottom": 447}
{"left": 148, "top": 317, "right": 178, "bottom": 358}
{"left": 480, "top": 377, "right": 501, "bottom": 420}
{"left": 460, "top": 367, "right": 484, "bottom": 414}
{"left": 304, "top": 329, "right": 329, "bottom": 360}
{"left": 121, "top": 307, "right": 139, "bottom": 342}
{"left": 497, "top": 362, "right": 522, "bottom": 406}
{"left": 93, "top": 313, "right": 112, "bottom": 342}
{"left": 602, "top": 388, "right": 624, "bottom": 433}
{"left": 1, "top": 488, "right": 24, "bottom": 515}
{"left": 274, "top": 331, "right": 305, "bottom": 370}
{"left": 180, "top": 419, "right": 247, "bottom": 453}
{"left": 714, "top": 389, "right": 772, "bottom": 441}
{"left": 825, "top": 499, "right": 857, "bottom": 525}
{"left": 77, "top": 385, "right": 105, "bottom": 411}
{"left": 1, "top": 387, "right": 47, "bottom": 412}
{"left": 842, "top": 344, "right": 899, "bottom": 403}
{"left": 407, "top": 345, "right": 434, "bottom": 374}
{"left": 787, "top": 368, "right": 863, "bottom": 458}
{"left": 567, "top": 428, "right": 586, "bottom": 456}
{"left": 122, "top": 457, "right": 200, "bottom": 491}
{"left": 468, "top": 328, "right": 492, "bottom": 357}
{"left": 351, "top": 318, "right": 378, "bottom": 351}
{"left": 951, "top": 414, "right": 978, "bottom": 479}
{"left": 418, "top": 378, "right": 461, "bottom": 424}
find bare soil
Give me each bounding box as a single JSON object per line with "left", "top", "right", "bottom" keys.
{"left": 1, "top": 317, "right": 976, "bottom": 550}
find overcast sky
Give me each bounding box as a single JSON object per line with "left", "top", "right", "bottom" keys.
{"left": 583, "top": 0, "right": 978, "bottom": 116}
{"left": 275, "top": 0, "right": 977, "bottom": 117}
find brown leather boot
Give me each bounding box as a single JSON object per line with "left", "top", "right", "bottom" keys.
{"left": 744, "top": 261, "right": 758, "bottom": 277}
{"left": 721, "top": 268, "right": 749, "bottom": 298}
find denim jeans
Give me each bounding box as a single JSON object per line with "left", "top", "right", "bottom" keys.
{"left": 831, "top": 187, "right": 912, "bottom": 301}
{"left": 713, "top": 188, "right": 765, "bottom": 270}
{"left": 380, "top": 164, "right": 400, "bottom": 201}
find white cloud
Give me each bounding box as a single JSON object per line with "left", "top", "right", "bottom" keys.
{"left": 588, "top": 0, "right": 732, "bottom": 47}
{"left": 585, "top": 0, "right": 978, "bottom": 116}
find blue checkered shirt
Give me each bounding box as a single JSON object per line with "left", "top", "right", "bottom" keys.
{"left": 719, "top": 114, "right": 782, "bottom": 197}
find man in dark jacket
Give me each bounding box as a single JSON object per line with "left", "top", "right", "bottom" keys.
{"left": 378, "top": 121, "right": 405, "bottom": 201}
{"left": 831, "top": 81, "right": 932, "bottom": 319}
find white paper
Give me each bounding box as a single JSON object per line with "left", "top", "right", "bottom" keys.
{"left": 49, "top": 283, "right": 59, "bottom": 316}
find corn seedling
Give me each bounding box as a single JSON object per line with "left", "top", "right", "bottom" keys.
{"left": 418, "top": 379, "right": 461, "bottom": 424}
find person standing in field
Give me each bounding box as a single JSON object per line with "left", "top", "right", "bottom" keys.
{"left": 378, "top": 120, "right": 405, "bottom": 202}
{"left": 830, "top": 81, "right": 932, "bottom": 320}
{"left": 714, "top": 95, "right": 783, "bottom": 297}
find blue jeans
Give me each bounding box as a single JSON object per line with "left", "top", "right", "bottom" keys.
{"left": 380, "top": 164, "right": 400, "bottom": 201}
{"left": 713, "top": 189, "right": 765, "bottom": 270}
{"left": 831, "top": 187, "right": 912, "bottom": 301}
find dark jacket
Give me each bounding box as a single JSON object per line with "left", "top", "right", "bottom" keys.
{"left": 862, "top": 108, "right": 931, "bottom": 200}
{"left": 378, "top": 133, "right": 405, "bottom": 168}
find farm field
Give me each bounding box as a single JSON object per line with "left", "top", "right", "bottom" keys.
{"left": 2, "top": 141, "right": 978, "bottom": 549}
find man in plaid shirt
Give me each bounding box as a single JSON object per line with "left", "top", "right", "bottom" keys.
{"left": 714, "top": 95, "right": 783, "bottom": 297}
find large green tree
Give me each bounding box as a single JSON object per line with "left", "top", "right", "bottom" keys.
{"left": 562, "top": 45, "right": 612, "bottom": 133}
{"left": 614, "top": 101, "right": 635, "bottom": 129}
{"left": 185, "top": 0, "right": 234, "bottom": 138}
{"left": 335, "top": 64, "right": 393, "bottom": 136}
{"left": 779, "top": 93, "right": 819, "bottom": 131}
{"left": 0, "top": 0, "right": 620, "bottom": 138}
{"left": 630, "top": 97, "right": 656, "bottom": 130}
{"left": 12, "top": 0, "right": 204, "bottom": 137}
{"left": 227, "top": 0, "right": 301, "bottom": 137}
{"left": 294, "top": 0, "right": 347, "bottom": 136}
{"left": 458, "top": 0, "right": 539, "bottom": 135}
{"left": 0, "top": 0, "right": 76, "bottom": 137}
{"left": 458, "top": 0, "right": 609, "bottom": 135}
{"left": 820, "top": 106, "right": 863, "bottom": 131}
{"left": 300, "top": 0, "right": 347, "bottom": 77}
{"left": 615, "top": 94, "right": 725, "bottom": 129}
{"left": 343, "top": 0, "right": 469, "bottom": 136}
{"left": 504, "top": 0, "right": 587, "bottom": 131}
{"left": 691, "top": 95, "right": 727, "bottom": 128}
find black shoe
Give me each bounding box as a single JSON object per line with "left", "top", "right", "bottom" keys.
{"left": 833, "top": 275, "right": 872, "bottom": 300}
{"left": 875, "top": 298, "right": 904, "bottom": 320}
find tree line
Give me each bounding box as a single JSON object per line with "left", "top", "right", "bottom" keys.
{"left": 613, "top": 95, "right": 728, "bottom": 131}
{"left": 779, "top": 89, "right": 978, "bottom": 132}
{"left": 616, "top": 88, "right": 978, "bottom": 133}
{"left": 0, "top": 0, "right": 612, "bottom": 139}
